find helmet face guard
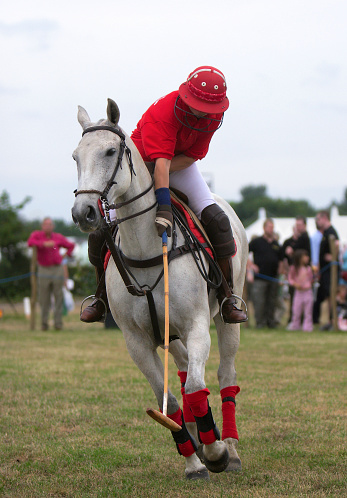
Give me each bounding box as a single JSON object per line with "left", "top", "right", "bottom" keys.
{"left": 174, "top": 96, "right": 224, "bottom": 132}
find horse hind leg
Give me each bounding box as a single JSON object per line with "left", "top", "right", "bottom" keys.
{"left": 214, "top": 314, "right": 242, "bottom": 471}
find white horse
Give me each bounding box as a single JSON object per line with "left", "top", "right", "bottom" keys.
{"left": 71, "top": 99, "right": 248, "bottom": 480}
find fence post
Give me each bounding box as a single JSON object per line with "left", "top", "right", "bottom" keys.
{"left": 30, "top": 247, "right": 37, "bottom": 330}
{"left": 328, "top": 235, "right": 338, "bottom": 331}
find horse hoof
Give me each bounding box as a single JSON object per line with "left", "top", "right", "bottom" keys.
{"left": 203, "top": 446, "right": 229, "bottom": 473}
{"left": 195, "top": 444, "right": 204, "bottom": 463}
{"left": 224, "top": 437, "right": 242, "bottom": 472}
{"left": 225, "top": 455, "right": 242, "bottom": 472}
{"left": 185, "top": 468, "right": 210, "bottom": 481}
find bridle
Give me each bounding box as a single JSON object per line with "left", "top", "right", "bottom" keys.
{"left": 73, "top": 125, "right": 156, "bottom": 226}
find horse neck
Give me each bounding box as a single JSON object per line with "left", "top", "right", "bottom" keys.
{"left": 114, "top": 158, "right": 159, "bottom": 259}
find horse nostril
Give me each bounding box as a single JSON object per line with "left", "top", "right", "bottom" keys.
{"left": 71, "top": 208, "right": 78, "bottom": 225}
{"left": 86, "top": 205, "right": 96, "bottom": 222}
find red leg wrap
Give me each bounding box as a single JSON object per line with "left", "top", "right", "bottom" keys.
{"left": 185, "top": 388, "right": 210, "bottom": 417}
{"left": 167, "top": 407, "right": 182, "bottom": 426}
{"left": 186, "top": 388, "right": 219, "bottom": 445}
{"left": 177, "top": 371, "right": 195, "bottom": 423}
{"left": 220, "top": 386, "right": 240, "bottom": 440}
{"left": 168, "top": 408, "right": 196, "bottom": 457}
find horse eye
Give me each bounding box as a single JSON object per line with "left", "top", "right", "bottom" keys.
{"left": 106, "top": 148, "right": 116, "bottom": 157}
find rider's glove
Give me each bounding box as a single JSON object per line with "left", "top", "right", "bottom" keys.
{"left": 155, "top": 188, "right": 173, "bottom": 237}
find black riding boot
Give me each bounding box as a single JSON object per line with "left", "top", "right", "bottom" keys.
{"left": 80, "top": 230, "right": 109, "bottom": 323}
{"left": 217, "top": 256, "right": 247, "bottom": 323}
{"left": 201, "top": 204, "right": 247, "bottom": 324}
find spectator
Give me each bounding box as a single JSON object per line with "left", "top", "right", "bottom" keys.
{"left": 287, "top": 249, "right": 314, "bottom": 332}
{"left": 336, "top": 284, "right": 347, "bottom": 315}
{"left": 336, "top": 284, "right": 347, "bottom": 331}
{"left": 340, "top": 246, "right": 347, "bottom": 284}
{"left": 248, "top": 218, "right": 283, "bottom": 328}
{"left": 312, "top": 210, "right": 339, "bottom": 330}
{"left": 27, "top": 218, "right": 75, "bottom": 330}
{"left": 282, "top": 216, "right": 311, "bottom": 265}
{"left": 310, "top": 218, "right": 324, "bottom": 280}
{"left": 282, "top": 216, "right": 312, "bottom": 324}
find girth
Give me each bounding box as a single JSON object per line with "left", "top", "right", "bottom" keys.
{"left": 120, "top": 242, "right": 212, "bottom": 268}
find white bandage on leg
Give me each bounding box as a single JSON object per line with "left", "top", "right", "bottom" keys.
{"left": 169, "top": 162, "right": 215, "bottom": 219}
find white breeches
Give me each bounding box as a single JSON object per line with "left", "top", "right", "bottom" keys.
{"left": 169, "top": 162, "right": 215, "bottom": 218}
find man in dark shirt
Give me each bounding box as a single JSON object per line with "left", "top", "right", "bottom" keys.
{"left": 249, "top": 218, "right": 283, "bottom": 328}
{"left": 313, "top": 210, "right": 339, "bottom": 329}
{"left": 282, "top": 216, "right": 311, "bottom": 265}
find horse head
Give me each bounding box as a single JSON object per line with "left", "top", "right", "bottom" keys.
{"left": 71, "top": 99, "right": 134, "bottom": 232}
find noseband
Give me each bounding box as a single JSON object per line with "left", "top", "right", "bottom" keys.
{"left": 74, "top": 125, "right": 155, "bottom": 226}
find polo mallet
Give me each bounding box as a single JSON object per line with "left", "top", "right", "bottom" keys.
{"left": 146, "top": 231, "right": 181, "bottom": 432}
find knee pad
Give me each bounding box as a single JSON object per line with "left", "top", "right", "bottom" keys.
{"left": 201, "top": 204, "right": 236, "bottom": 258}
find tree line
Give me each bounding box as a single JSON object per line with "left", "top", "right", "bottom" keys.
{"left": 1, "top": 187, "right": 346, "bottom": 299}
{"left": 230, "top": 185, "right": 347, "bottom": 228}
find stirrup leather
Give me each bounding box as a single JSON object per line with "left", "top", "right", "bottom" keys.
{"left": 219, "top": 293, "right": 248, "bottom": 323}
{"left": 80, "top": 294, "right": 108, "bottom": 323}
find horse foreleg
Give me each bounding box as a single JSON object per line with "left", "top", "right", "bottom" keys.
{"left": 214, "top": 314, "right": 242, "bottom": 471}
{"left": 169, "top": 340, "right": 198, "bottom": 443}
{"left": 125, "top": 332, "right": 208, "bottom": 480}
{"left": 184, "top": 325, "right": 229, "bottom": 473}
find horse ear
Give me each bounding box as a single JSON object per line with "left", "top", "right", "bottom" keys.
{"left": 77, "top": 106, "right": 91, "bottom": 130}
{"left": 107, "top": 98, "right": 120, "bottom": 126}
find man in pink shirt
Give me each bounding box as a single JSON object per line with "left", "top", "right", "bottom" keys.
{"left": 28, "top": 217, "right": 75, "bottom": 330}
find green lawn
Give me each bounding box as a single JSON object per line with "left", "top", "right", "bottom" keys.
{"left": 0, "top": 308, "right": 346, "bottom": 497}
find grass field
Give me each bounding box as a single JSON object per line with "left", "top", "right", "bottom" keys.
{"left": 0, "top": 303, "right": 346, "bottom": 497}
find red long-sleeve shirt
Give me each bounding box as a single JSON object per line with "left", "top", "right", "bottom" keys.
{"left": 130, "top": 91, "right": 222, "bottom": 162}
{"left": 27, "top": 231, "right": 75, "bottom": 266}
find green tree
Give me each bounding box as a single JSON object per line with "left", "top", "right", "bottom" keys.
{"left": 0, "top": 191, "right": 32, "bottom": 299}
{"left": 25, "top": 218, "right": 84, "bottom": 239}
{"left": 229, "top": 184, "right": 316, "bottom": 227}
{"left": 240, "top": 185, "right": 267, "bottom": 200}
{"left": 337, "top": 187, "right": 347, "bottom": 215}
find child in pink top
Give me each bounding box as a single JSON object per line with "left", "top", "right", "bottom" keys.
{"left": 288, "top": 249, "right": 314, "bottom": 332}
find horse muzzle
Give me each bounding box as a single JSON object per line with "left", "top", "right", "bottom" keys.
{"left": 71, "top": 201, "right": 102, "bottom": 232}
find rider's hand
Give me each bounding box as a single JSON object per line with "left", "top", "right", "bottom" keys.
{"left": 155, "top": 205, "right": 173, "bottom": 237}
{"left": 155, "top": 187, "right": 172, "bottom": 237}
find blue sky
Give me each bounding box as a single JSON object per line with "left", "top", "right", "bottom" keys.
{"left": 1, "top": 0, "right": 346, "bottom": 221}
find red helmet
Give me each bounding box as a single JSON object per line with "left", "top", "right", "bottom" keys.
{"left": 179, "top": 66, "right": 229, "bottom": 114}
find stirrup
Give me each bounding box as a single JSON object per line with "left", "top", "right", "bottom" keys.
{"left": 80, "top": 294, "right": 108, "bottom": 323}
{"left": 219, "top": 294, "right": 248, "bottom": 324}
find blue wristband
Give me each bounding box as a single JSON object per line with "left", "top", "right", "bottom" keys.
{"left": 155, "top": 187, "right": 171, "bottom": 206}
